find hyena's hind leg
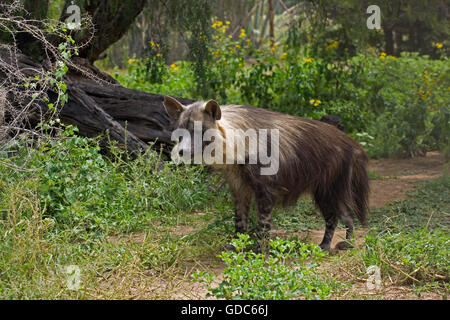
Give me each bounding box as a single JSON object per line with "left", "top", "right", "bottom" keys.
{"left": 315, "top": 193, "right": 356, "bottom": 251}
{"left": 335, "top": 205, "right": 355, "bottom": 250}
{"left": 314, "top": 197, "right": 338, "bottom": 252}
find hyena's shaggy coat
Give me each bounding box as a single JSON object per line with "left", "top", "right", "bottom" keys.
{"left": 164, "top": 96, "right": 369, "bottom": 251}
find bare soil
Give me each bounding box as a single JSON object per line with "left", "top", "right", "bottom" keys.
{"left": 368, "top": 151, "right": 446, "bottom": 208}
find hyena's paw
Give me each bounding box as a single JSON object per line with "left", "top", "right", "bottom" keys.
{"left": 335, "top": 240, "right": 354, "bottom": 250}
{"left": 256, "top": 233, "right": 271, "bottom": 255}
{"left": 319, "top": 242, "right": 331, "bottom": 252}
{"left": 220, "top": 243, "right": 237, "bottom": 252}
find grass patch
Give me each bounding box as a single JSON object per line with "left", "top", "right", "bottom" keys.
{"left": 369, "top": 175, "right": 450, "bottom": 232}
{"left": 0, "top": 131, "right": 448, "bottom": 299}
{"left": 272, "top": 198, "right": 324, "bottom": 232}
{"left": 368, "top": 170, "right": 384, "bottom": 180}
{"left": 0, "top": 133, "right": 232, "bottom": 299}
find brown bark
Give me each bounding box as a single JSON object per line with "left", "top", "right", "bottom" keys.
{"left": 59, "top": 0, "right": 147, "bottom": 63}
{"left": 383, "top": 25, "right": 395, "bottom": 55}
{"left": 268, "top": 0, "right": 275, "bottom": 46}
{"left": 1, "top": 1, "right": 187, "bottom": 156}
{"left": 0, "top": 49, "right": 194, "bottom": 155}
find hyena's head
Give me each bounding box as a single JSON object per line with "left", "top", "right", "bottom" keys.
{"left": 163, "top": 96, "right": 223, "bottom": 164}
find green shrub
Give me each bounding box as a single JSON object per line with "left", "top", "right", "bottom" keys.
{"left": 0, "top": 129, "right": 218, "bottom": 237}
{"left": 192, "top": 234, "right": 342, "bottom": 300}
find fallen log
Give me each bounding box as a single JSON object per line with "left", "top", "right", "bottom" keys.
{"left": 0, "top": 49, "right": 194, "bottom": 155}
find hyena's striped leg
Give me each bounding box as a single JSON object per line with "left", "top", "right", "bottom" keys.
{"left": 222, "top": 178, "right": 253, "bottom": 252}
{"left": 315, "top": 197, "right": 338, "bottom": 252}
{"left": 320, "top": 212, "right": 338, "bottom": 252}
{"left": 254, "top": 186, "right": 275, "bottom": 239}
{"left": 335, "top": 208, "right": 355, "bottom": 250}
{"left": 227, "top": 175, "right": 253, "bottom": 234}
{"left": 233, "top": 188, "right": 252, "bottom": 234}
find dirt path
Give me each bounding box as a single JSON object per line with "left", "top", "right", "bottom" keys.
{"left": 188, "top": 151, "right": 448, "bottom": 299}
{"left": 272, "top": 151, "right": 447, "bottom": 251}
{"left": 368, "top": 151, "right": 446, "bottom": 208}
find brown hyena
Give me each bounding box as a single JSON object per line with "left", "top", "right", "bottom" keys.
{"left": 163, "top": 96, "right": 369, "bottom": 251}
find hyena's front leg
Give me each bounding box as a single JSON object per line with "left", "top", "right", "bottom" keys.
{"left": 225, "top": 170, "right": 254, "bottom": 234}
{"left": 221, "top": 180, "right": 253, "bottom": 252}
{"left": 230, "top": 182, "right": 253, "bottom": 234}
{"left": 254, "top": 185, "right": 275, "bottom": 251}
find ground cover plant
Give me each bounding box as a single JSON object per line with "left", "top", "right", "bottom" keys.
{"left": 1, "top": 1, "right": 448, "bottom": 300}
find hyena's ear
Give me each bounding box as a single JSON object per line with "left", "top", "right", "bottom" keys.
{"left": 204, "top": 100, "right": 221, "bottom": 120}
{"left": 163, "top": 96, "right": 185, "bottom": 121}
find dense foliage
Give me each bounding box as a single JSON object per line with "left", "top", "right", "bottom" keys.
{"left": 116, "top": 21, "right": 449, "bottom": 158}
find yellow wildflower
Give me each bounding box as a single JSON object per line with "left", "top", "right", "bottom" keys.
{"left": 304, "top": 58, "right": 314, "bottom": 63}
{"left": 226, "top": 21, "right": 231, "bottom": 25}
{"left": 325, "top": 40, "right": 338, "bottom": 51}
{"left": 281, "top": 52, "right": 288, "bottom": 59}
{"left": 239, "top": 29, "right": 246, "bottom": 38}
{"left": 228, "top": 35, "right": 232, "bottom": 39}
{"left": 235, "top": 44, "right": 241, "bottom": 49}
{"left": 380, "top": 52, "right": 387, "bottom": 59}
{"left": 435, "top": 43, "right": 443, "bottom": 49}
{"left": 156, "top": 53, "right": 162, "bottom": 58}
{"left": 314, "top": 100, "right": 321, "bottom": 106}
{"left": 309, "top": 99, "right": 315, "bottom": 104}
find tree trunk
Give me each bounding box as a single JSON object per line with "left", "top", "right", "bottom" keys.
{"left": 383, "top": 25, "right": 395, "bottom": 55}
{"left": 268, "top": 0, "right": 275, "bottom": 46}
{"left": 59, "top": 0, "right": 147, "bottom": 63}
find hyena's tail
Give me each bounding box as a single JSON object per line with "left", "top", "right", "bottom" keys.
{"left": 350, "top": 150, "right": 370, "bottom": 226}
